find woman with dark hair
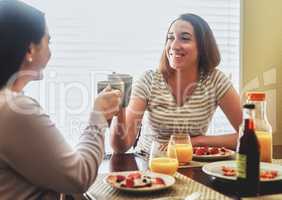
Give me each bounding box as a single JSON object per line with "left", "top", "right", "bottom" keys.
{"left": 0, "top": 0, "right": 121, "bottom": 199}
{"left": 111, "top": 14, "right": 242, "bottom": 154}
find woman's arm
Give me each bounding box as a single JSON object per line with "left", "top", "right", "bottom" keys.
{"left": 110, "top": 97, "right": 147, "bottom": 153}
{"left": 191, "top": 86, "right": 242, "bottom": 150}
{"left": 2, "top": 89, "right": 120, "bottom": 193}
{"left": 4, "top": 102, "right": 105, "bottom": 193}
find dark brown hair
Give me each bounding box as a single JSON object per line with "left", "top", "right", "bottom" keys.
{"left": 0, "top": 0, "right": 45, "bottom": 89}
{"left": 159, "top": 13, "right": 220, "bottom": 79}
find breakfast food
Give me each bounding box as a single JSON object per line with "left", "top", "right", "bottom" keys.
{"left": 221, "top": 166, "right": 279, "bottom": 180}
{"left": 221, "top": 166, "right": 236, "bottom": 176}
{"left": 193, "top": 146, "right": 229, "bottom": 156}
{"left": 107, "top": 172, "right": 166, "bottom": 189}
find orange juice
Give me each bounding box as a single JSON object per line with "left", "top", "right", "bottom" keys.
{"left": 149, "top": 157, "right": 178, "bottom": 175}
{"left": 256, "top": 131, "right": 272, "bottom": 162}
{"left": 174, "top": 144, "right": 193, "bottom": 163}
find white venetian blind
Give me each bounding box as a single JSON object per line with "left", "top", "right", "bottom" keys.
{"left": 23, "top": 0, "right": 240, "bottom": 148}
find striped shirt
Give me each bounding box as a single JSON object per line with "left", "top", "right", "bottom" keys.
{"left": 131, "top": 68, "right": 232, "bottom": 154}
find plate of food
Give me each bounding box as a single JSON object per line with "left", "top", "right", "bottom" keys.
{"left": 202, "top": 160, "right": 282, "bottom": 182}
{"left": 104, "top": 171, "right": 175, "bottom": 192}
{"left": 193, "top": 146, "right": 235, "bottom": 160}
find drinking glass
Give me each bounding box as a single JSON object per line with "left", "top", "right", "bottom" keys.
{"left": 149, "top": 137, "right": 178, "bottom": 175}
{"left": 168, "top": 134, "right": 193, "bottom": 166}
{"left": 108, "top": 73, "right": 133, "bottom": 107}
{"left": 97, "top": 80, "right": 124, "bottom": 125}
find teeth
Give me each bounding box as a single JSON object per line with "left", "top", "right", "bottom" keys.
{"left": 170, "top": 54, "right": 183, "bottom": 57}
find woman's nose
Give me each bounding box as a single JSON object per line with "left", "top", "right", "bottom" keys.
{"left": 171, "top": 39, "right": 181, "bottom": 50}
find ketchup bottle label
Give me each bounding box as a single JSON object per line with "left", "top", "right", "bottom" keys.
{"left": 237, "top": 154, "right": 247, "bottom": 178}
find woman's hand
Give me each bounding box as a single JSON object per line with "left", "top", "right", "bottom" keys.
{"left": 191, "top": 135, "right": 203, "bottom": 147}
{"left": 94, "top": 86, "right": 121, "bottom": 120}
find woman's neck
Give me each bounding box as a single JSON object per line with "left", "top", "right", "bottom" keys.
{"left": 10, "top": 78, "right": 29, "bottom": 93}
{"left": 167, "top": 66, "right": 199, "bottom": 106}
{"left": 173, "top": 66, "right": 199, "bottom": 87}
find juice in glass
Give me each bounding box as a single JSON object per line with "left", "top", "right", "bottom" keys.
{"left": 149, "top": 157, "right": 178, "bottom": 175}
{"left": 168, "top": 134, "right": 192, "bottom": 165}
{"left": 175, "top": 144, "right": 193, "bottom": 163}
{"left": 256, "top": 131, "right": 272, "bottom": 162}
{"left": 168, "top": 143, "right": 193, "bottom": 163}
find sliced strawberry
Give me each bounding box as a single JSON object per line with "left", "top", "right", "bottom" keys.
{"left": 128, "top": 172, "right": 141, "bottom": 180}
{"left": 193, "top": 147, "right": 200, "bottom": 153}
{"left": 209, "top": 147, "right": 219, "bottom": 155}
{"left": 260, "top": 170, "right": 278, "bottom": 179}
{"left": 270, "top": 170, "right": 278, "bottom": 177}
{"left": 195, "top": 148, "right": 206, "bottom": 155}
{"left": 116, "top": 175, "right": 126, "bottom": 182}
{"left": 204, "top": 146, "right": 209, "bottom": 154}
{"left": 222, "top": 166, "right": 230, "bottom": 172}
{"left": 154, "top": 177, "right": 165, "bottom": 185}
{"left": 224, "top": 171, "right": 236, "bottom": 176}
{"left": 221, "top": 166, "right": 236, "bottom": 176}
{"left": 125, "top": 178, "right": 134, "bottom": 188}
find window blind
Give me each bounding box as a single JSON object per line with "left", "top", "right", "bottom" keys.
{"left": 23, "top": 0, "right": 240, "bottom": 149}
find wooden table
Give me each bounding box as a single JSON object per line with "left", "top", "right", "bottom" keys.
{"left": 75, "top": 145, "right": 282, "bottom": 200}
{"left": 71, "top": 145, "right": 282, "bottom": 200}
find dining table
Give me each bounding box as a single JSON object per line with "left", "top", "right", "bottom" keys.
{"left": 73, "top": 145, "right": 282, "bottom": 200}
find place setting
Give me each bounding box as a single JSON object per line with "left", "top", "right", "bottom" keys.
{"left": 192, "top": 146, "right": 235, "bottom": 161}
{"left": 202, "top": 160, "right": 282, "bottom": 183}
{"left": 84, "top": 134, "right": 232, "bottom": 200}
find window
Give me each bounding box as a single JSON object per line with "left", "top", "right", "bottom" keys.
{"left": 23, "top": 0, "right": 240, "bottom": 151}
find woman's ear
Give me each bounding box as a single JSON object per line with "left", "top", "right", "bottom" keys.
{"left": 25, "top": 43, "right": 35, "bottom": 63}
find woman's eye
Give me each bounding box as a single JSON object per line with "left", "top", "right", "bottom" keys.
{"left": 167, "top": 36, "right": 174, "bottom": 40}
{"left": 182, "top": 37, "right": 191, "bottom": 41}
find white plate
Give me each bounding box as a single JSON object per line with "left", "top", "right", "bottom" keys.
{"left": 193, "top": 147, "right": 235, "bottom": 161}
{"left": 202, "top": 160, "right": 282, "bottom": 182}
{"left": 104, "top": 171, "right": 175, "bottom": 192}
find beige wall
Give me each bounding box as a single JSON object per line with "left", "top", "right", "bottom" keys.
{"left": 241, "top": 0, "right": 282, "bottom": 144}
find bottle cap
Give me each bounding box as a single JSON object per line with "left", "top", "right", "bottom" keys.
{"left": 247, "top": 92, "right": 266, "bottom": 101}
{"left": 243, "top": 103, "right": 255, "bottom": 109}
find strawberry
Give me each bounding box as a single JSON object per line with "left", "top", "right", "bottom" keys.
{"left": 128, "top": 172, "right": 141, "bottom": 179}
{"left": 154, "top": 177, "right": 165, "bottom": 185}
{"left": 125, "top": 178, "right": 134, "bottom": 188}
{"left": 209, "top": 147, "right": 219, "bottom": 155}
{"left": 195, "top": 148, "right": 206, "bottom": 155}
{"left": 270, "top": 170, "right": 278, "bottom": 177}
{"left": 116, "top": 175, "right": 126, "bottom": 182}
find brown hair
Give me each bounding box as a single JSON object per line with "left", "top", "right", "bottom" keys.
{"left": 0, "top": 0, "right": 45, "bottom": 89}
{"left": 159, "top": 13, "right": 220, "bottom": 79}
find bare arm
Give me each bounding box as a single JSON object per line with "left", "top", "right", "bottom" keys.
{"left": 110, "top": 97, "right": 147, "bottom": 153}
{"left": 191, "top": 86, "right": 242, "bottom": 150}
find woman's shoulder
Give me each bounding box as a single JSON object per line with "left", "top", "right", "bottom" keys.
{"left": 204, "top": 68, "right": 230, "bottom": 84}
{"left": 136, "top": 69, "right": 160, "bottom": 84}
{"left": 141, "top": 69, "right": 158, "bottom": 78}
{"left": 0, "top": 90, "right": 42, "bottom": 117}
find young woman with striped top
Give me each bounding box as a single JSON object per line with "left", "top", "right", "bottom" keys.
{"left": 111, "top": 13, "right": 242, "bottom": 155}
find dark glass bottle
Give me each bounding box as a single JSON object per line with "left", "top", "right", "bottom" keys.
{"left": 236, "top": 103, "right": 260, "bottom": 197}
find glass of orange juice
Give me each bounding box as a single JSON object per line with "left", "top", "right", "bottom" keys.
{"left": 149, "top": 137, "right": 178, "bottom": 176}
{"left": 168, "top": 134, "right": 193, "bottom": 166}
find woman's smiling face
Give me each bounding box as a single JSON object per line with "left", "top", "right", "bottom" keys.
{"left": 165, "top": 20, "right": 199, "bottom": 71}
